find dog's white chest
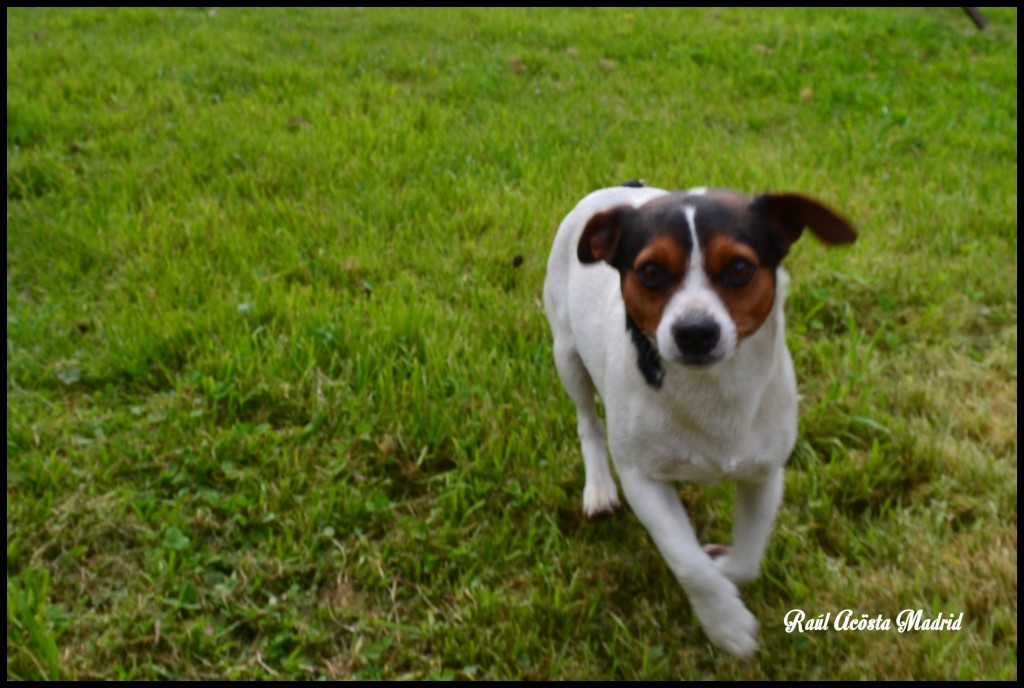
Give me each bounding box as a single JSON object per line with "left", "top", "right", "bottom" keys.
{"left": 605, "top": 361, "right": 798, "bottom": 485}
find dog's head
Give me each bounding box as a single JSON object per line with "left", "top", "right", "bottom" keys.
{"left": 578, "top": 188, "right": 855, "bottom": 382}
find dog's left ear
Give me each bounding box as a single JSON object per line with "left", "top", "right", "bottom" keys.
{"left": 753, "top": 193, "right": 857, "bottom": 251}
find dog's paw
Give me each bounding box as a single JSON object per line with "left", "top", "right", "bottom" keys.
{"left": 703, "top": 545, "right": 759, "bottom": 587}
{"left": 691, "top": 586, "right": 760, "bottom": 659}
{"left": 582, "top": 481, "right": 620, "bottom": 519}
{"left": 707, "top": 603, "right": 760, "bottom": 659}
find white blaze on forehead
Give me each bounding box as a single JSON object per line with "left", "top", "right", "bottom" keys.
{"left": 683, "top": 204, "right": 704, "bottom": 287}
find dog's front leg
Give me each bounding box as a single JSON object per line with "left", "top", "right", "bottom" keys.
{"left": 712, "top": 469, "right": 784, "bottom": 587}
{"left": 618, "top": 466, "right": 759, "bottom": 658}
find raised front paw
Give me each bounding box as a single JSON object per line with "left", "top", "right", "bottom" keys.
{"left": 690, "top": 583, "right": 760, "bottom": 659}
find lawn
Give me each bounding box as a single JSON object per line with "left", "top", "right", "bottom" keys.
{"left": 6, "top": 7, "right": 1017, "bottom": 680}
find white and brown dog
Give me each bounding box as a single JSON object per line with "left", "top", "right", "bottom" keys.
{"left": 543, "top": 181, "right": 855, "bottom": 657}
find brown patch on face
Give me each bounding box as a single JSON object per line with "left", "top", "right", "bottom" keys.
{"left": 704, "top": 235, "right": 776, "bottom": 340}
{"left": 621, "top": 234, "right": 688, "bottom": 337}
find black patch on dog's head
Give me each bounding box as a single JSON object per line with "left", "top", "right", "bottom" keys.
{"left": 620, "top": 179, "right": 645, "bottom": 188}
{"left": 688, "top": 192, "right": 788, "bottom": 269}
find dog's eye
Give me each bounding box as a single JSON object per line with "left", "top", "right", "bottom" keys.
{"left": 722, "top": 259, "right": 756, "bottom": 287}
{"left": 636, "top": 262, "right": 669, "bottom": 289}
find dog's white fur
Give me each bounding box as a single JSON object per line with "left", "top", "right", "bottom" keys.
{"left": 543, "top": 186, "right": 800, "bottom": 658}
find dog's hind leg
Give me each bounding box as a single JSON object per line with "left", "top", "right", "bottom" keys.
{"left": 553, "top": 339, "right": 620, "bottom": 517}
{"left": 712, "top": 469, "right": 784, "bottom": 587}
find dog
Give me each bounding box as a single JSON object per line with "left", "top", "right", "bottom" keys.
{"left": 542, "top": 181, "right": 855, "bottom": 657}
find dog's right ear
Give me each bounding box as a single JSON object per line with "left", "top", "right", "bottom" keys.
{"left": 578, "top": 206, "right": 633, "bottom": 265}
{"left": 753, "top": 193, "right": 856, "bottom": 252}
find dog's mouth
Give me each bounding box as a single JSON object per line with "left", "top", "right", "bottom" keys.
{"left": 675, "top": 352, "right": 724, "bottom": 368}
{"left": 674, "top": 350, "right": 726, "bottom": 367}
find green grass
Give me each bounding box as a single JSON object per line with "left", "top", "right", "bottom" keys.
{"left": 7, "top": 7, "right": 1017, "bottom": 680}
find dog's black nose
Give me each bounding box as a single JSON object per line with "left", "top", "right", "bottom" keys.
{"left": 672, "top": 317, "right": 720, "bottom": 359}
